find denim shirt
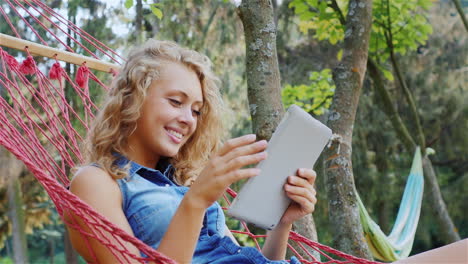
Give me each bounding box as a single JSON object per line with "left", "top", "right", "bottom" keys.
{"left": 115, "top": 157, "right": 300, "bottom": 264}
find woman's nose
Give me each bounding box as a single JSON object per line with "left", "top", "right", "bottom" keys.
{"left": 178, "top": 107, "right": 196, "bottom": 126}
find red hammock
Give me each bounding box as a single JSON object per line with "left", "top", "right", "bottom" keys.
{"left": 0, "top": 1, "right": 380, "bottom": 263}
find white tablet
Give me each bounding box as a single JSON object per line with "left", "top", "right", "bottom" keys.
{"left": 226, "top": 104, "right": 332, "bottom": 230}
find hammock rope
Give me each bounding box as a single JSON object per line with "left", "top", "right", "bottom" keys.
{"left": 0, "top": 1, "right": 383, "bottom": 263}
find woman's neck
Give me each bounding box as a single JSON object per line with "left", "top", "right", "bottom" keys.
{"left": 125, "top": 148, "right": 160, "bottom": 169}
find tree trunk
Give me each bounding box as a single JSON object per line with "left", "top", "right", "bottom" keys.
{"left": 374, "top": 141, "right": 391, "bottom": 233}
{"left": 238, "top": 0, "right": 284, "bottom": 141}
{"left": 49, "top": 238, "right": 55, "bottom": 264}
{"left": 322, "top": 0, "right": 373, "bottom": 259}
{"left": 238, "top": 0, "right": 318, "bottom": 256}
{"left": 135, "top": 0, "right": 143, "bottom": 43}
{"left": 422, "top": 157, "right": 461, "bottom": 242}
{"left": 367, "top": 59, "right": 461, "bottom": 243}
{"left": 7, "top": 178, "right": 29, "bottom": 264}
{"left": 1, "top": 148, "right": 29, "bottom": 264}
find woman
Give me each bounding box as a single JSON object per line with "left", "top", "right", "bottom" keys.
{"left": 68, "top": 39, "right": 317, "bottom": 263}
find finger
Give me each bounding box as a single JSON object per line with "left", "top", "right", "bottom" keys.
{"left": 223, "top": 151, "right": 267, "bottom": 173}
{"left": 287, "top": 175, "right": 310, "bottom": 188}
{"left": 287, "top": 194, "right": 316, "bottom": 213}
{"left": 223, "top": 139, "right": 267, "bottom": 162}
{"left": 284, "top": 184, "right": 316, "bottom": 201}
{"left": 218, "top": 134, "right": 257, "bottom": 156}
{"left": 297, "top": 168, "right": 317, "bottom": 184}
{"left": 226, "top": 168, "right": 261, "bottom": 182}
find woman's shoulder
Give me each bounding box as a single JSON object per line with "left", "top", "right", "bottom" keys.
{"left": 70, "top": 165, "right": 121, "bottom": 202}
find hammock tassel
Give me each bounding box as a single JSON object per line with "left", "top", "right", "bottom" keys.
{"left": 76, "top": 64, "right": 90, "bottom": 89}
{"left": 49, "top": 62, "right": 64, "bottom": 81}
{"left": 19, "top": 55, "right": 36, "bottom": 75}
{"left": 1, "top": 50, "right": 20, "bottom": 70}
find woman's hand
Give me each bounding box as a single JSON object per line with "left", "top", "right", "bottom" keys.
{"left": 279, "top": 168, "right": 317, "bottom": 225}
{"left": 185, "top": 134, "right": 268, "bottom": 209}
{"left": 262, "top": 168, "right": 317, "bottom": 260}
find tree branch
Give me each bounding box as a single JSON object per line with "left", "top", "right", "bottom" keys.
{"left": 328, "top": 0, "right": 346, "bottom": 26}
{"left": 367, "top": 58, "right": 416, "bottom": 152}
{"left": 451, "top": 0, "right": 468, "bottom": 33}
{"left": 384, "top": 0, "right": 426, "bottom": 153}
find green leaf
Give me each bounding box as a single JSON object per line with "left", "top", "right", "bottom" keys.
{"left": 306, "top": 0, "right": 319, "bottom": 7}
{"left": 288, "top": 0, "right": 302, "bottom": 9}
{"left": 124, "top": 0, "right": 133, "bottom": 9}
{"left": 150, "top": 5, "right": 163, "bottom": 20}
{"left": 382, "top": 68, "right": 394, "bottom": 81}
{"left": 318, "top": 0, "right": 327, "bottom": 13}
{"left": 337, "top": 49, "right": 343, "bottom": 61}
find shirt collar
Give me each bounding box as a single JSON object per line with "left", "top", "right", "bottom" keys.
{"left": 113, "top": 154, "right": 173, "bottom": 178}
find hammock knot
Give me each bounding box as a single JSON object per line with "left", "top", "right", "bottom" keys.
{"left": 49, "top": 61, "right": 64, "bottom": 81}
{"left": 19, "top": 55, "right": 36, "bottom": 75}
{"left": 76, "top": 64, "right": 90, "bottom": 89}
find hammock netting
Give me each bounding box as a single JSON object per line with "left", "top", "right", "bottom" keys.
{"left": 0, "top": 1, "right": 382, "bottom": 263}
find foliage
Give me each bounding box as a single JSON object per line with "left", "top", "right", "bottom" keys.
{"left": 0, "top": 172, "right": 52, "bottom": 250}
{"left": 288, "top": 0, "right": 347, "bottom": 45}
{"left": 0, "top": 256, "right": 14, "bottom": 264}
{"left": 289, "top": 0, "right": 434, "bottom": 79}
{"left": 124, "top": 0, "right": 164, "bottom": 19}
{"left": 370, "top": 0, "right": 433, "bottom": 61}
{"left": 281, "top": 69, "right": 335, "bottom": 115}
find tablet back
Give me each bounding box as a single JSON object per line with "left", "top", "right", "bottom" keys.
{"left": 226, "top": 105, "right": 332, "bottom": 230}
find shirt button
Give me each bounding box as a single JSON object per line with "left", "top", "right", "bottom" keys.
{"left": 165, "top": 184, "right": 170, "bottom": 187}
{"left": 237, "top": 249, "right": 241, "bottom": 253}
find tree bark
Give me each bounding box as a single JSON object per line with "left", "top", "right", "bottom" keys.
{"left": 238, "top": 0, "right": 285, "bottom": 141}
{"left": 135, "top": 0, "right": 143, "bottom": 43}
{"left": 1, "top": 148, "right": 29, "bottom": 264}
{"left": 374, "top": 139, "right": 391, "bottom": 233}
{"left": 451, "top": 0, "right": 468, "bottom": 33}
{"left": 7, "top": 178, "right": 29, "bottom": 264}
{"left": 422, "top": 157, "right": 461, "bottom": 242}
{"left": 367, "top": 58, "right": 461, "bottom": 243}
{"left": 322, "top": 0, "right": 373, "bottom": 259}
{"left": 238, "top": 0, "right": 318, "bottom": 256}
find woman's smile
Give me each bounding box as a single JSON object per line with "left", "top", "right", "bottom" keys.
{"left": 166, "top": 127, "right": 184, "bottom": 143}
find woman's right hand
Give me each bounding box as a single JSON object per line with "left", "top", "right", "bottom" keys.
{"left": 185, "top": 134, "right": 268, "bottom": 209}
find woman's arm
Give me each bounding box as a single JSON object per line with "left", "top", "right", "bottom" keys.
{"left": 158, "top": 134, "right": 268, "bottom": 263}
{"left": 261, "top": 222, "right": 292, "bottom": 260}
{"left": 66, "top": 166, "right": 141, "bottom": 263}
{"left": 261, "top": 168, "right": 317, "bottom": 260}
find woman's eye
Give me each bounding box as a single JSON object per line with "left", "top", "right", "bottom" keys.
{"left": 169, "top": 99, "right": 182, "bottom": 106}
{"left": 192, "top": 110, "right": 201, "bottom": 116}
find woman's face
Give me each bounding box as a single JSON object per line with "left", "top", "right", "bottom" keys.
{"left": 127, "top": 62, "right": 203, "bottom": 167}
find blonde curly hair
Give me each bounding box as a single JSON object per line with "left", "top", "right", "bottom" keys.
{"left": 81, "top": 39, "right": 225, "bottom": 186}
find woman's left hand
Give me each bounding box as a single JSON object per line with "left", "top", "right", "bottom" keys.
{"left": 280, "top": 168, "right": 317, "bottom": 225}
